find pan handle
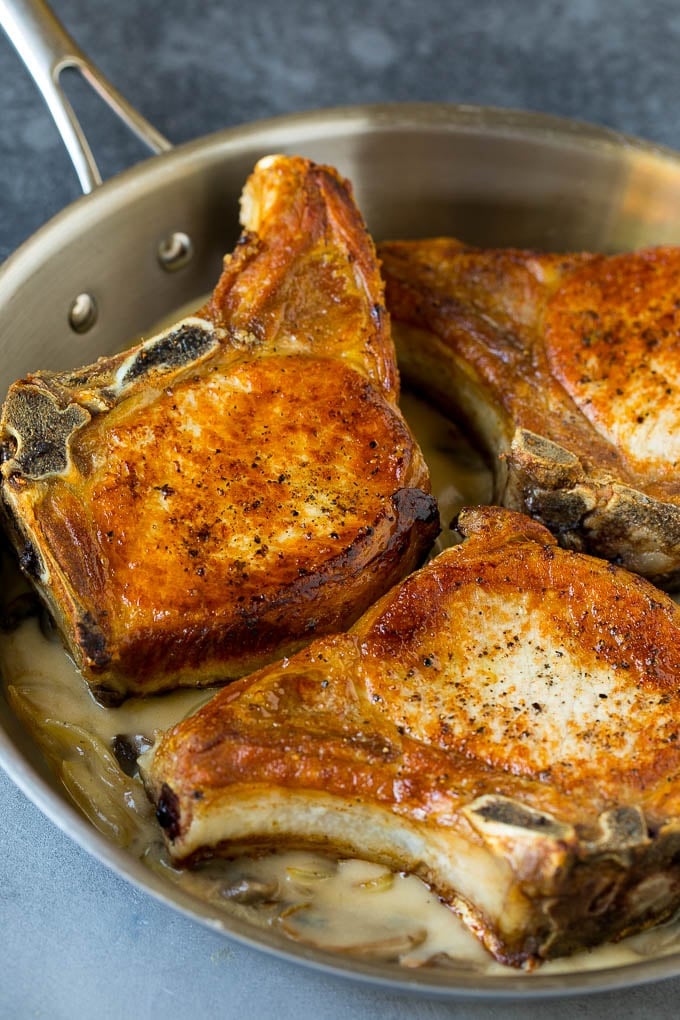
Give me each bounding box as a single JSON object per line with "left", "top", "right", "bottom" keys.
{"left": 0, "top": 0, "right": 172, "bottom": 193}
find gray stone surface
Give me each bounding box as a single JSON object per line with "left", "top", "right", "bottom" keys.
{"left": 4, "top": 0, "right": 680, "bottom": 260}
{"left": 3, "top": 0, "right": 680, "bottom": 1016}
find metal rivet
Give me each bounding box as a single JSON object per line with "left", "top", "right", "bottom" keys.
{"left": 158, "top": 231, "right": 193, "bottom": 272}
{"left": 68, "top": 293, "right": 98, "bottom": 334}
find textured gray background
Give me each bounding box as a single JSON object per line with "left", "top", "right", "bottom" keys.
{"left": 3, "top": 0, "right": 680, "bottom": 1017}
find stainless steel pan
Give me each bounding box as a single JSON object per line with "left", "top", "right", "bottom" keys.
{"left": 4, "top": 0, "right": 680, "bottom": 999}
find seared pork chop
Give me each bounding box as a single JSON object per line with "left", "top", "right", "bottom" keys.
{"left": 141, "top": 506, "right": 680, "bottom": 968}
{"left": 379, "top": 238, "right": 680, "bottom": 587}
{"left": 0, "top": 156, "right": 438, "bottom": 704}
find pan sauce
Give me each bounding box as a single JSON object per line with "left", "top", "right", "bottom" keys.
{"left": 3, "top": 391, "right": 680, "bottom": 975}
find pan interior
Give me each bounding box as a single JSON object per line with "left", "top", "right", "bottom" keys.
{"left": 3, "top": 104, "right": 680, "bottom": 998}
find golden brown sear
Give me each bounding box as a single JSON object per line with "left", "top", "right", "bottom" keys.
{"left": 379, "top": 238, "right": 680, "bottom": 586}
{"left": 142, "top": 505, "right": 680, "bottom": 968}
{"left": 0, "top": 157, "right": 438, "bottom": 703}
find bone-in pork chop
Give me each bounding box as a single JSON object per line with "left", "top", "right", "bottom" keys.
{"left": 379, "top": 238, "right": 680, "bottom": 587}
{"left": 0, "top": 156, "right": 438, "bottom": 704}
{"left": 141, "top": 506, "right": 680, "bottom": 968}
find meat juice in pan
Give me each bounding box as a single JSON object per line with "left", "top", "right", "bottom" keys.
{"left": 2, "top": 390, "right": 680, "bottom": 975}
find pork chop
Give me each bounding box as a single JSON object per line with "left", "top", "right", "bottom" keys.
{"left": 0, "top": 156, "right": 438, "bottom": 704}
{"left": 378, "top": 238, "right": 680, "bottom": 587}
{"left": 141, "top": 506, "right": 680, "bottom": 968}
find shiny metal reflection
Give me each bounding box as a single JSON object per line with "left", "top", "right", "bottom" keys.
{"left": 3, "top": 104, "right": 680, "bottom": 998}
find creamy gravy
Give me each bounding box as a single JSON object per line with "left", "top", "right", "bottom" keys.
{"left": 2, "top": 392, "right": 680, "bottom": 978}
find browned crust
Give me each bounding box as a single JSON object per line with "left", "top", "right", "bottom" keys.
{"left": 205, "top": 155, "right": 398, "bottom": 401}
{"left": 379, "top": 238, "right": 680, "bottom": 586}
{"left": 0, "top": 157, "right": 438, "bottom": 701}
{"left": 142, "top": 506, "right": 680, "bottom": 966}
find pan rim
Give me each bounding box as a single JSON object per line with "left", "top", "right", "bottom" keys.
{"left": 4, "top": 98, "right": 680, "bottom": 292}
{"left": 4, "top": 99, "right": 680, "bottom": 999}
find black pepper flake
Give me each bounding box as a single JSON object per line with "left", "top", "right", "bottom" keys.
{"left": 19, "top": 541, "right": 43, "bottom": 580}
